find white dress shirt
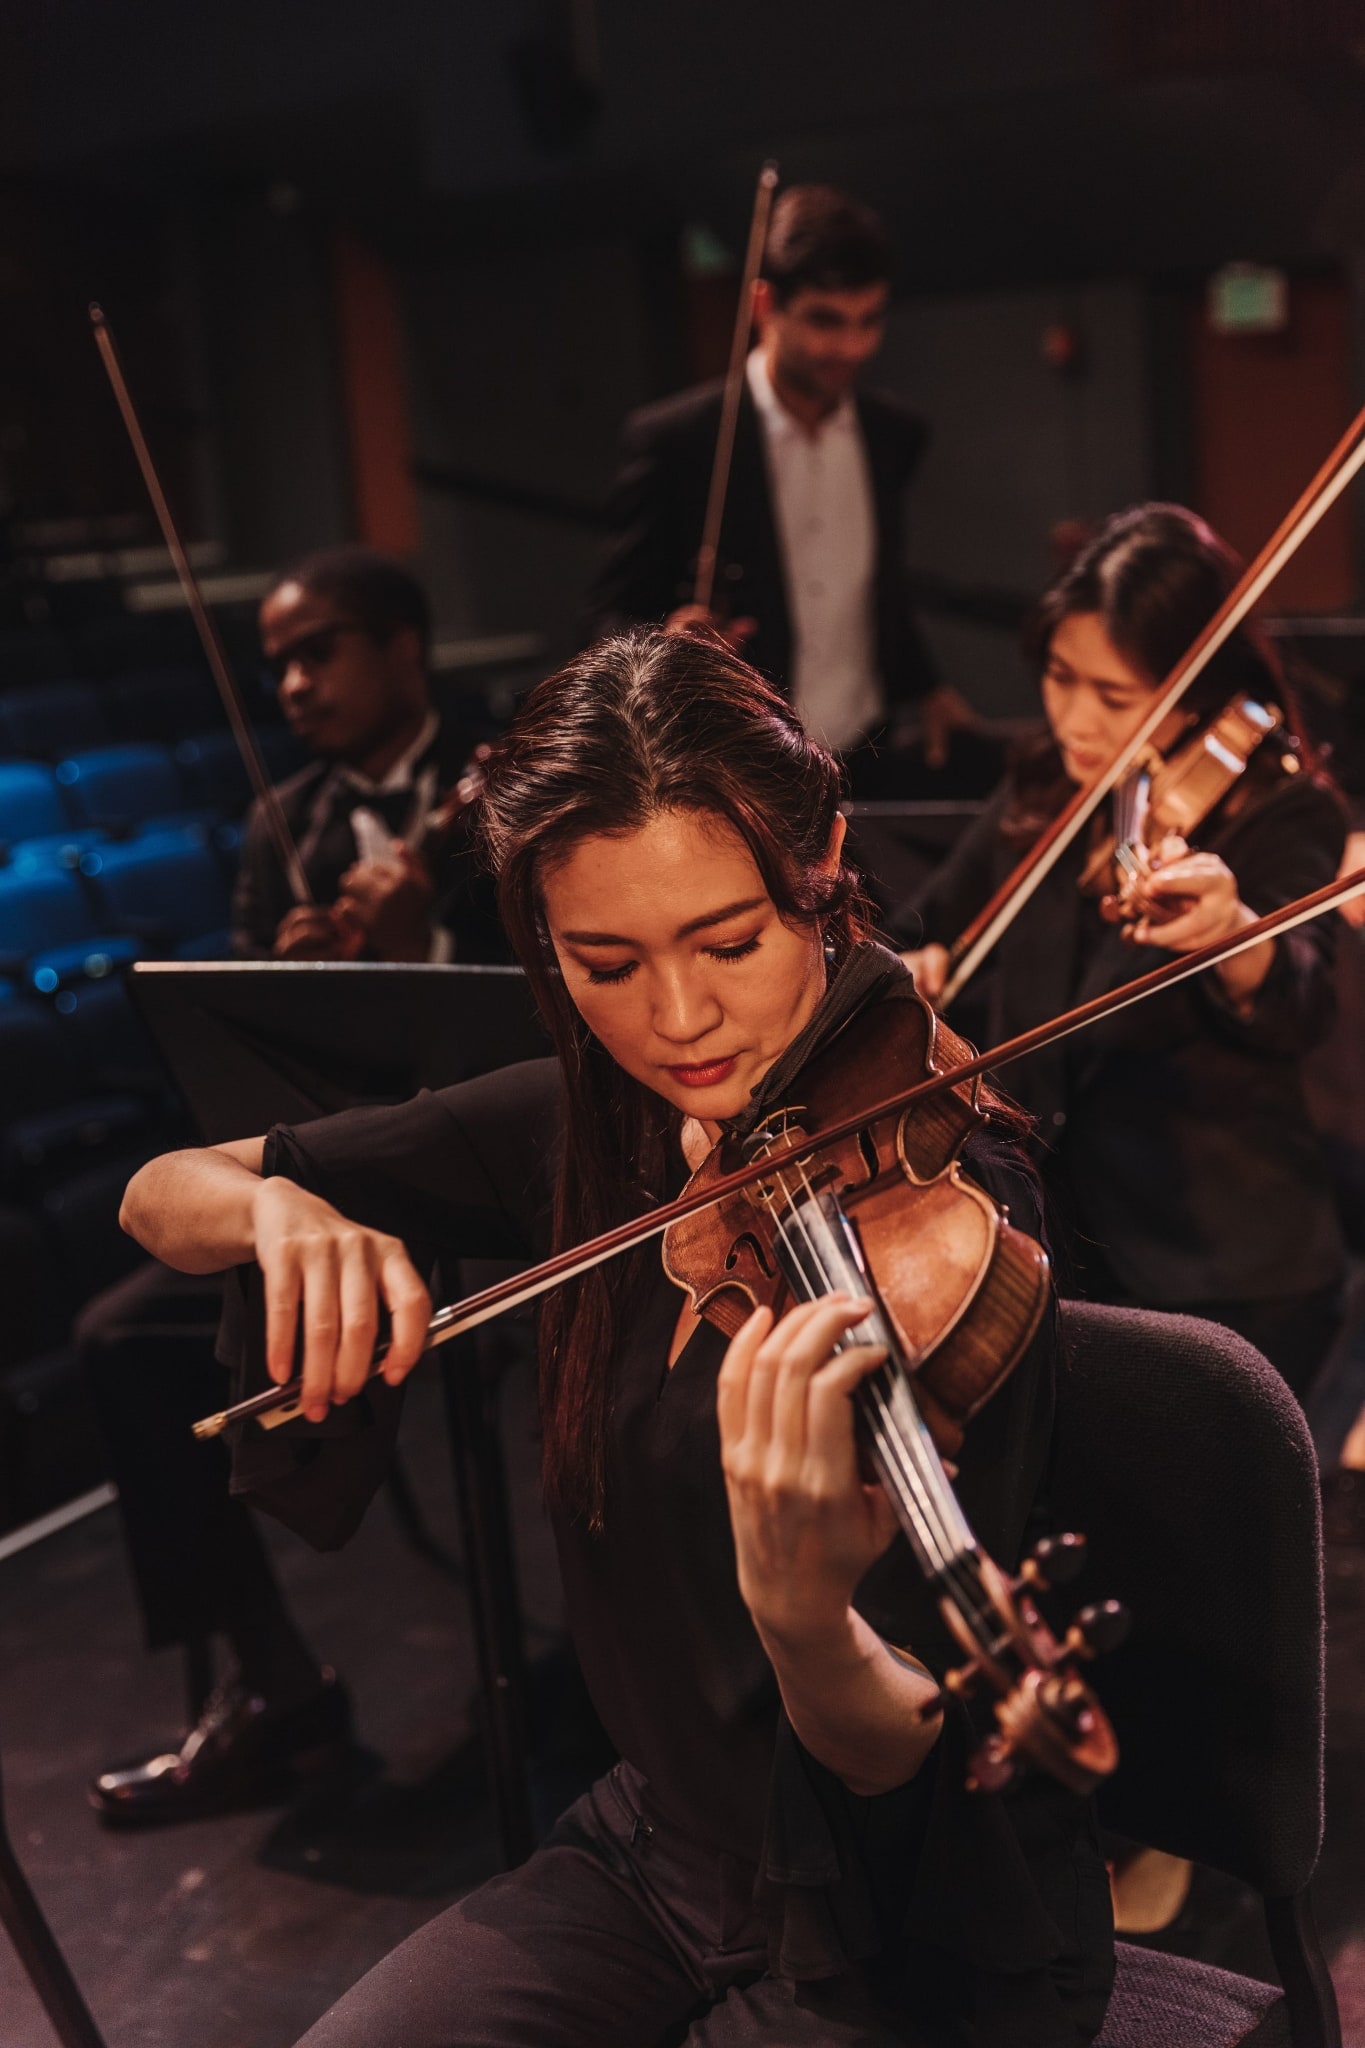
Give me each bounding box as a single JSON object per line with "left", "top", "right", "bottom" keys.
{"left": 334, "top": 707, "right": 442, "bottom": 864}
{"left": 746, "top": 349, "right": 881, "bottom": 751}
{"left": 300, "top": 709, "right": 454, "bottom": 961}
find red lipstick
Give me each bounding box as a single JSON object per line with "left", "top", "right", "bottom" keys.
{"left": 666, "top": 1056, "right": 738, "bottom": 1089}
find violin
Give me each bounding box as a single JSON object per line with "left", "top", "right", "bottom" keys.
{"left": 195, "top": 850, "right": 1365, "bottom": 1787}
{"left": 938, "top": 399, "right": 1365, "bottom": 1009}
{"left": 665, "top": 972, "right": 1124, "bottom": 1796}
{"left": 326, "top": 740, "right": 495, "bottom": 960}
{"left": 1078, "top": 693, "right": 1300, "bottom": 936}
{"left": 205, "top": 957, "right": 1133, "bottom": 1798}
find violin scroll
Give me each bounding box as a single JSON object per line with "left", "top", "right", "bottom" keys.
{"left": 941, "top": 1540, "right": 1128, "bottom": 1796}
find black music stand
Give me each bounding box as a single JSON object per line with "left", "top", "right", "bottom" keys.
{"left": 129, "top": 961, "right": 550, "bottom": 1867}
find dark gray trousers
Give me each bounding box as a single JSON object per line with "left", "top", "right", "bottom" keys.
{"left": 294, "top": 1762, "right": 1103, "bottom": 2048}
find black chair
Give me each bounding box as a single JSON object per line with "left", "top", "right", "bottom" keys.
{"left": 1052, "top": 1302, "right": 1339, "bottom": 2048}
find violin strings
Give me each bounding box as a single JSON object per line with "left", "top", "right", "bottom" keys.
{"left": 777, "top": 1147, "right": 972, "bottom": 1561}
{"left": 757, "top": 1150, "right": 988, "bottom": 1621}
{"left": 760, "top": 1153, "right": 961, "bottom": 1581}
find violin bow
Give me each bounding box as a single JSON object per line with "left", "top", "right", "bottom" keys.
{"left": 90, "top": 305, "right": 313, "bottom": 906}
{"left": 938, "top": 399, "right": 1365, "bottom": 1009}
{"left": 194, "top": 853, "right": 1365, "bottom": 1440}
{"left": 691, "top": 161, "right": 780, "bottom": 613}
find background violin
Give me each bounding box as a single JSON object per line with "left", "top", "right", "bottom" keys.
{"left": 324, "top": 740, "right": 495, "bottom": 960}
{"left": 1080, "top": 692, "right": 1301, "bottom": 937}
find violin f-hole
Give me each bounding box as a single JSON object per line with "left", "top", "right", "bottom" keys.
{"left": 725, "top": 1230, "right": 777, "bottom": 1281}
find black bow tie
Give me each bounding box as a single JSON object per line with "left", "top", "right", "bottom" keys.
{"left": 341, "top": 785, "right": 414, "bottom": 837}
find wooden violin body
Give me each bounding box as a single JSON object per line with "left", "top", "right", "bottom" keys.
{"left": 664, "top": 974, "right": 1120, "bottom": 1796}
{"left": 663, "top": 977, "right": 1050, "bottom": 1457}
{"left": 1079, "top": 693, "right": 1296, "bottom": 928}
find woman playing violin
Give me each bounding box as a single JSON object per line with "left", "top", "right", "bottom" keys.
{"left": 896, "top": 504, "right": 1346, "bottom": 1399}
{"left": 121, "top": 630, "right": 1113, "bottom": 2047}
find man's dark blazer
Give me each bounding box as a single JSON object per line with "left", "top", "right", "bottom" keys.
{"left": 230, "top": 717, "right": 506, "bottom": 962}
{"left": 586, "top": 378, "right": 938, "bottom": 708}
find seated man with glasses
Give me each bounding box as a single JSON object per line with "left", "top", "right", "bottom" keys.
{"left": 81, "top": 548, "right": 507, "bottom": 1827}
{"left": 237, "top": 546, "right": 500, "bottom": 963}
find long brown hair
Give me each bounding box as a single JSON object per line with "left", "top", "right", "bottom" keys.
{"left": 1007, "top": 502, "right": 1309, "bottom": 844}
{"left": 475, "top": 628, "right": 872, "bottom": 1525}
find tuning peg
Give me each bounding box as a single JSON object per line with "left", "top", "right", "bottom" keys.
{"left": 1066, "top": 1599, "right": 1130, "bottom": 1659}
{"left": 1022, "top": 1531, "right": 1087, "bottom": 1589}
{"left": 966, "top": 1732, "right": 1016, "bottom": 1795}
{"left": 943, "top": 1659, "right": 979, "bottom": 1700}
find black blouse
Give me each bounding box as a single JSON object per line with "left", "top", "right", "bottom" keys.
{"left": 891, "top": 768, "right": 1346, "bottom": 1308}
{"left": 221, "top": 990, "right": 1111, "bottom": 2015}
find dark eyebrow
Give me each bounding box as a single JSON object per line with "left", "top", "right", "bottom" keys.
{"left": 560, "top": 896, "right": 768, "bottom": 947}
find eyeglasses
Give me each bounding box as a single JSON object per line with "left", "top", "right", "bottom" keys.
{"left": 262, "top": 620, "right": 370, "bottom": 685}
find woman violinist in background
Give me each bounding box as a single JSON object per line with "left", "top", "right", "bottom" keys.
{"left": 895, "top": 503, "right": 1347, "bottom": 1402}
{"left": 120, "top": 630, "right": 1114, "bottom": 2047}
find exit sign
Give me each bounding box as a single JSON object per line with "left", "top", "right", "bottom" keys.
{"left": 1208, "top": 263, "right": 1289, "bottom": 336}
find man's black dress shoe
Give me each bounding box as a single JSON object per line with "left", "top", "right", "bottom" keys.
{"left": 89, "top": 1669, "right": 353, "bottom": 1826}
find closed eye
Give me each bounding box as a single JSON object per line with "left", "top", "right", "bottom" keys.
{"left": 707, "top": 936, "right": 760, "bottom": 964}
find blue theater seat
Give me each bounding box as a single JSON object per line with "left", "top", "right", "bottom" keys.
{"left": 0, "top": 992, "right": 159, "bottom": 1197}
{"left": 0, "top": 682, "right": 109, "bottom": 760}
{"left": 174, "top": 928, "right": 233, "bottom": 959}
{"left": 0, "top": 863, "right": 139, "bottom": 991}
{"left": 173, "top": 729, "right": 252, "bottom": 811}
{"left": 83, "top": 823, "right": 230, "bottom": 948}
{"left": 0, "top": 763, "right": 67, "bottom": 847}
{"left": 7, "top": 828, "right": 109, "bottom": 874}
{"left": 0, "top": 866, "right": 95, "bottom": 966}
{"left": 47, "top": 975, "right": 164, "bottom": 1094}
{"left": 55, "top": 742, "right": 184, "bottom": 833}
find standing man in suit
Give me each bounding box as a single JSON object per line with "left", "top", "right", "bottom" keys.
{"left": 588, "top": 183, "right": 970, "bottom": 769}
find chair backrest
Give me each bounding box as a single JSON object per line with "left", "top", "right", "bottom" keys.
{"left": 0, "top": 867, "right": 94, "bottom": 962}
{"left": 0, "top": 763, "right": 67, "bottom": 846}
{"left": 1050, "top": 1301, "right": 1323, "bottom": 1898}
{"left": 84, "top": 823, "right": 229, "bottom": 944}
{"left": 55, "top": 742, "right": 183, "bottom": 831}
{"left": 0, "top": 683, "right": 108, "bottom": 760}
{"left": 173, "top": 729, "right": 252, "bottom": 810}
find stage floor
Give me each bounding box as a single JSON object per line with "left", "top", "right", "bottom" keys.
{"left": 2, "top": 1361, "right": 1364, "bottom": 2047}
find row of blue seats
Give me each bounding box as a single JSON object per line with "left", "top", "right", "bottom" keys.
{"left": 0, "top": 730, "right": 300, "bottom": 854}
{"left": 0, "top": 666, "right": 281, "bottom": 757}
{"left": 0, "top": 974, "right": 169, "bottom": 1168}
{"left": 0, "top": 822, "right": 236, "bottom": 990}
{"left": 0, "top": 656, "right": 257, "bottom": 1351}
{"left": 0, "top": 981, "right": 183, "bottom": 1303}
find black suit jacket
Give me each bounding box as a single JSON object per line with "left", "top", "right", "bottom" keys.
{"left": 587, "top": 378, "right": 938, "bottom": 707}
{"left": 230, "top": 718, "right": 506, "bottom": 963}
{"left": 891, "top": 764, "right": 1347, "bottom": 1309}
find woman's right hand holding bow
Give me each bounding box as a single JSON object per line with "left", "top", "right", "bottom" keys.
{"left": 120, "top": 1141, "right": 431, "bottom": 1423}
{"left": 251, "top": 1177, "right": 432, "bottom": 1421}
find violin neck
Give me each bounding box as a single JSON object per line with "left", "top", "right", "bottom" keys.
{"left": 765, "top": 1184, "right": 984, "bottom": 1592}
